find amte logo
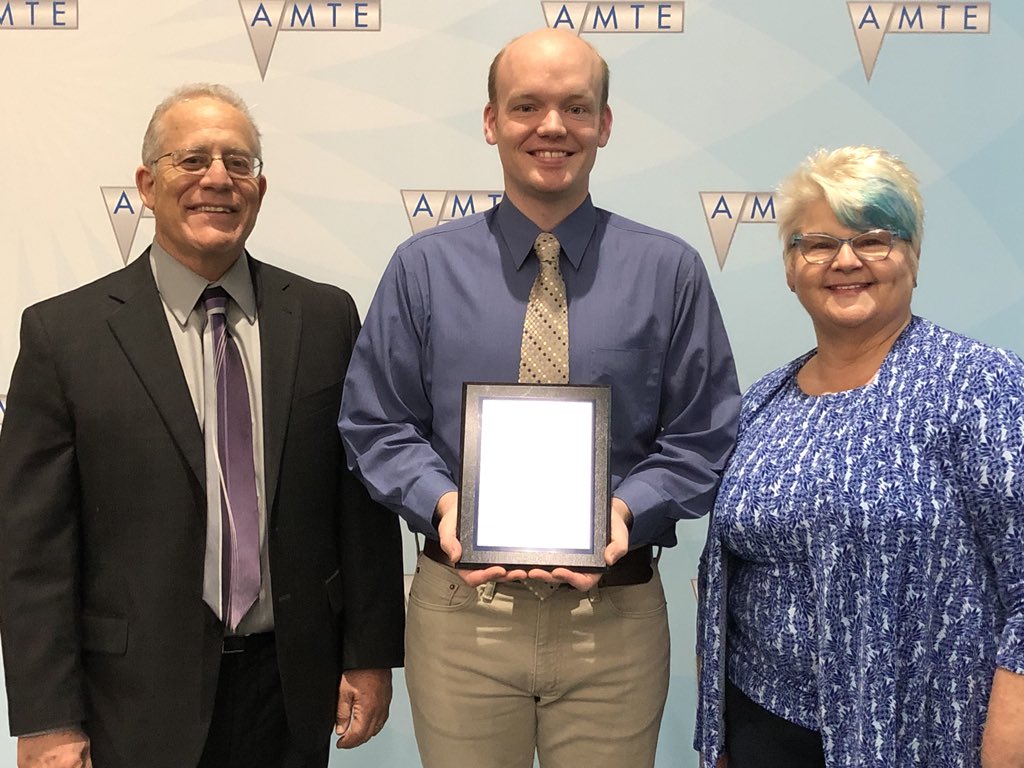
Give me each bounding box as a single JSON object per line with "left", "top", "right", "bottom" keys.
{"left": 240, "top": 1, "right": 381, "bottom": 80}
{"left": 699, "top": 192, "right": 776, "bottom": 270}
{"left": 0, "top": 0, "right": 77, "bottom": 28}
{"left": 401, "top": 190, "right": 504, "bottom": 234}
{"left": 101, "top": 187, "right": 153, "bottom": 265}
{"left": 542, "top": 2, "right": 684, "bottom": 33}
{"left": 849, "top": 2, "right": 990, "bottom": 80}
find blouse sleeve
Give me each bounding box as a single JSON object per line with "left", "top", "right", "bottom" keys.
{"left": 952, "top": 347, "right": 1024, "bottom": 674}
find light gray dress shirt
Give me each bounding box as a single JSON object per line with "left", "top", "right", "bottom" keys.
{"left": 149, "top": 243, "right": 274, "bottom": 635}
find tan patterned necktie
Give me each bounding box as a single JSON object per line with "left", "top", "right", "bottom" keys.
{"left": 519, "top": 232, "right": 569, "bottom": 384}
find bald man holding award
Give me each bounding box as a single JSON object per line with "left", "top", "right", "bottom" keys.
{"left": 339, "top": 28, "right": 740, "bottom": 768}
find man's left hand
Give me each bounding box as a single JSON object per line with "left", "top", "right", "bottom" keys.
{"left": 526, "top": 498, "right": 632, "bottom": 591}
{"left": 335, "top": 668, "right": 393, "bottom": 749}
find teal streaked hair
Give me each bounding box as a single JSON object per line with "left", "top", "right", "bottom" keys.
{"left": 831, "top": 176, "right": 916, "bottom": 245}
{"left": 777, "top": 146, "right": 925, "bottom": 257}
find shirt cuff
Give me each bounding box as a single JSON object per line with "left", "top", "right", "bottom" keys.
{"left": 613, "top": 479, "right": 666, "bottom": 547}
{"left": 16, "top": 725, "right": 85, "bottom": 738}
{"left": 404, "top": 473, "right": 458, "bottom": 537}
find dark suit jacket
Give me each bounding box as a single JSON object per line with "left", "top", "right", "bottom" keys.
{"left": 0, "top": 250, "right": 405, "bottom": 767}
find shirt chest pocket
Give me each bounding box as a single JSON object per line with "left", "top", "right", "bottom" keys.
{"left": 588, "top": 348, "right": 662, "bottom": 439}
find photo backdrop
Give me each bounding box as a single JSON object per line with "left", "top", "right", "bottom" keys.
{"left": 1, "top": 2, "right": 1020, "bottom": 765}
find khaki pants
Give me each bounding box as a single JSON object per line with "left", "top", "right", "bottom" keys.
{"left": 406, "top": 553, "right": 670, "bottom": 768}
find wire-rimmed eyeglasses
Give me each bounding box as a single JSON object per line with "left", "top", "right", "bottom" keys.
{"left": 150, "top": 149, "right": 263, "bottom": 179}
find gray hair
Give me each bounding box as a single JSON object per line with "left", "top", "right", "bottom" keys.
{"left": 141, "top": 83, "right": 262, "bottom": 164}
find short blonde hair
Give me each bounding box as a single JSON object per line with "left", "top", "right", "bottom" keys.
{"left": 777, "top": 146, "right": 924, "bottom": 261}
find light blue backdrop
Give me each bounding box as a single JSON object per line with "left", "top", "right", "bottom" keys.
{"left": 0, "top": 1, "right": 1020, "bottom": 765}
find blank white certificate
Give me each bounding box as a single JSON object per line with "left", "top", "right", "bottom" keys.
{"left": 474, "top": 398, "right": 594, "bottom": 550}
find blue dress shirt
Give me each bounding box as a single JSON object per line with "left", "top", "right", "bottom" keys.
{"left": 339, "top": 197, "right": 739, "bottom": 547}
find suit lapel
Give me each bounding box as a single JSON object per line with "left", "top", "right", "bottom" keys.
{"left": 251, "top": 259, "right": 301, "bottom": 518}
{"left": 107, "top": 251, "right": 206, "bottom": 486}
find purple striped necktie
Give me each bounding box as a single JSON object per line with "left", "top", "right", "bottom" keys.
{"left": 202, "top": 286, "right": 260, "bottom": 632}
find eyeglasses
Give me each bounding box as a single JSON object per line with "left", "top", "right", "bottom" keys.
{"left": 789, "top": 229, "right": 907, "bottom": 265}
{"left": 150, "top": 149, "right": 263, "bottom": 179}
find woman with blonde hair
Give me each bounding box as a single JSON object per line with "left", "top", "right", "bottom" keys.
{"left": 695, "top": 146, "right": 1024, "bottom": 767}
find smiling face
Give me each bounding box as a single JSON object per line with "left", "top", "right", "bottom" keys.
{"left": 483, "top": 29, "right": 612, "bottom": 228}
{"left": 136, "top": 96, "right": 266, "bottom": 280}
{"left": 787, "top": 198, "right": 917, "bottom": 343}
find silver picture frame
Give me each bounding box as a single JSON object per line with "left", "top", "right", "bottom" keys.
{"left": 456, "top": 383, "right": 611, "bottom": 570}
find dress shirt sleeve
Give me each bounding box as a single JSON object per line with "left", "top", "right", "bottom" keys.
{"left": 954, "top": 348, "right": 1024, "bottom": 674}
{"left": 339, "top": 251, "right": 456, "bottom": 536}
{"left": 613, "top": 251, "right": 741, "bottom": 547}
{"left": 0, "top": 306, "right": 87, "bottom": 735}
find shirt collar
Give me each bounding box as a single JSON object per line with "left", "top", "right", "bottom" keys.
{"left": 149, "top": 241, "right": 257, "bottom": 326}
{"left": 496, "top": 196, "right": 596, "bottom": 271}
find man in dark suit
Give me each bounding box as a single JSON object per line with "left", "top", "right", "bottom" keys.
{"left": 0, "top": 84, "right": 405, "bottom": 768}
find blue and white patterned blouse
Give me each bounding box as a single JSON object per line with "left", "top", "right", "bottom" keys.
{"left": 695, "top": 317, "right": 1024, "bottom": 767}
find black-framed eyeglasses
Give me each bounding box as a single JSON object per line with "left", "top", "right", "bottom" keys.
{"left": 789, "top": 229, "right": 908, "bottom": 265}
{"left": 150, "top": 149, "right": 263, "bottom": 179}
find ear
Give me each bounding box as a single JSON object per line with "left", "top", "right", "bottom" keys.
{"left": 784, "top": 251, "right": 797, "bottom": 292}
{"left": 909, "top": 243, "right": 921, "bottom": 284}
{"left": 483, "top": 102, "right": 498, "bottom": 146}
{"left": 256, "top": 174, "right": 268, "bottom": 206}
{"left": 136, "top": 164, "right": 156, "bottom": 211}
{"left": 597, "top": 104, "right": 612, "bottom": 148}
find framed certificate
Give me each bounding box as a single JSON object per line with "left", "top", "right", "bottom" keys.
{"left": 456, "top": 383, "right": 611, "bottom": 570}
